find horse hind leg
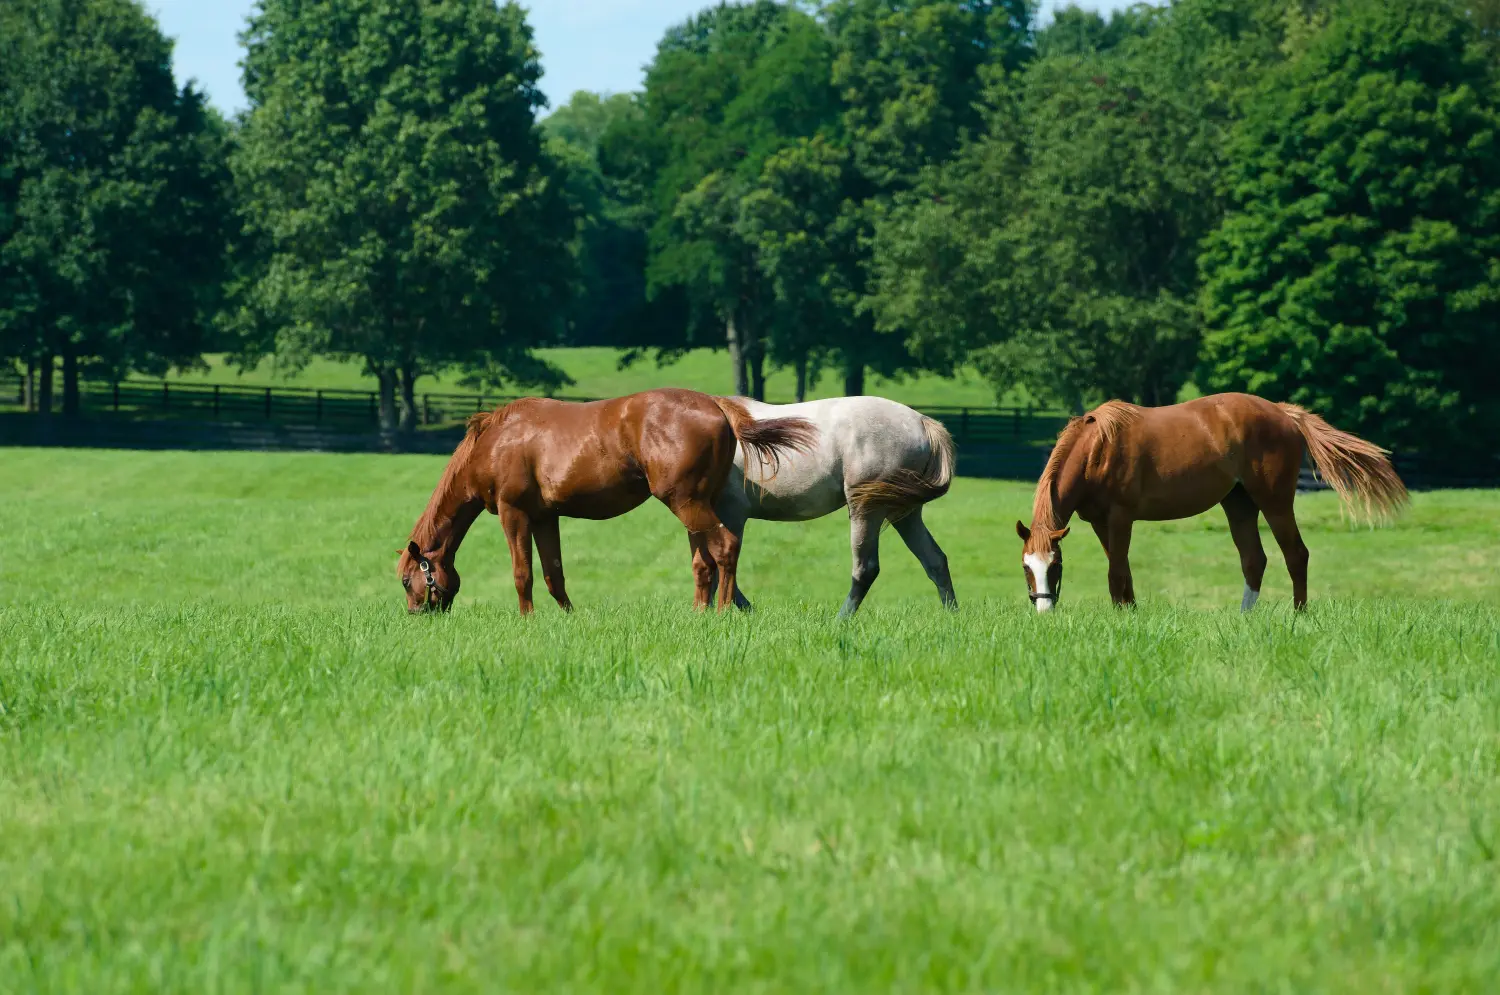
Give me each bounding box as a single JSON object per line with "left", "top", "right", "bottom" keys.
{"left": 1263, "top": 506, "right": 1310, "bottom": 611}
{"left": 705, "top": 499, "right": 753, "bottom": 611}
{"left": 674, "top": 500, "right": 740, "bottom": 613}
{"left": 892, "top": 508, "right": 956, "bottom": 611}
{"left": 1221, "top": 484, "right": 1268, "bottom": 612}
{"left": 840, "top": 512, "right": 884, "bottom": 618}
{"left": 687, "top": 531, "right": 715, "bottom": 611}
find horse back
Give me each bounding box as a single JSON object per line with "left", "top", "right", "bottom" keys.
{"left": 487, "top": 390, "right": 734, "bottom": 516}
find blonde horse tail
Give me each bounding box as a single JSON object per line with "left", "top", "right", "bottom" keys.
{"left": 1279, "top": 403, "right": 1409, "bottom": 524}
{"left": 847, "top": 415, "right": 957, "bottom": 522}
{"left": 712, "top": 397, "right": 819, "bottom": 483}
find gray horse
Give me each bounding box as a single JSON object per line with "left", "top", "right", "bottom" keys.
{"left": 709, "top": 395, "right": 958, "bottom": 616}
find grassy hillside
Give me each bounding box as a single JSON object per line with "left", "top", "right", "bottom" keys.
{"left": 126, "top": 348, "right": 1025, "bottom": 408}
{"left": 3, "top": 449, "right": 1498, "bottom": 991}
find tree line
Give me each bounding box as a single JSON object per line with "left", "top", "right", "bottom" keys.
{"left": 2, "top": 0, "right": 1497, "bottom": 459}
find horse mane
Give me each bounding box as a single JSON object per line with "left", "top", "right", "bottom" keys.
{"left": 1029, "top": 400, "right": 1141, "bottom": 542}
{"left": 409, "top": 408, "right": 497, "bottom": 552}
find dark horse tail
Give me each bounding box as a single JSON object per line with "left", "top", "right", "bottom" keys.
{"left": 712, "top": 397, "right": 819, "bottom": 482}
{"left": 1279, "top": 403, "right": 1409, "bottom": 524}
{"left": 847, "top": 416, "right": 956, "bottom": 522}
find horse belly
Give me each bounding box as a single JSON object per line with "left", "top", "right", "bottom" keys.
{"left": 1133, "top": 465, "right": 1236, "bottom": 521}
{"left": 733, "top": 454, "right": 846, "bottom": 522}
{"left": 745, "top": 478, "right": 846, "bottom": 522}
{"left": 551, "top": 481, "right": 651, "bottom": 520}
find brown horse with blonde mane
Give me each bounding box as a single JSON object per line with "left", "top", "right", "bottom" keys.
{"left": 1017, "top": 392, "right": 1408, "bottom": 612}
{"left": 398, "top": 389, "right": 817, "bottom": 614}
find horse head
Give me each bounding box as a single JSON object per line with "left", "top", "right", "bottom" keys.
{"left": 398, "top": 539, "right": 459, "bottom": 614}
{"left": 1015, "top": 521, "right": 1069, "bottom": 613}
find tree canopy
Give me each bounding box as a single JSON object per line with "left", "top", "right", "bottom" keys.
{"left": 228, "top": 0, "right": 575, "bottom": 432}
{"left": 1199, "top": 0, "right": 1500, "bottom": 457}
{"left": 3, "top": 0, "right": 1498, "bottom": 466}
{"left": 0, "top": 0, "right": 231, "bottom": 416}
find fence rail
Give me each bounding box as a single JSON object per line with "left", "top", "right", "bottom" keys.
{"left": 0, "top": 371, "right": 1069, "bottom": 446}
{"left": 7, "top": 371, "right": 1494, "bottom": 489}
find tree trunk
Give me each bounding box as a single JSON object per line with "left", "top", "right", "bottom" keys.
{"left": 726, "top": 312, "right": 749, "bottom": 397}
{"left": 747, "top": 337, "right": 766, "bottom": 402}
{"left": 62, "top": 345, "right": 80, "bottom": 418}
{"left": 398, "top": 364, "right": 419, "bottom": 434}
{"left": 794, "top": 353, "right": 808, "bottom": 403}
{"left": 23, "top": 359, "right": 35, "bottom": 412}
{"left": 37, "top": 353, "right": 54, "bottom": 420}
{"left": 376, "top": 367, "right": 399, "bottom": 434}
{"left": 843, "top": 358, "right": 864, "bottom": 397}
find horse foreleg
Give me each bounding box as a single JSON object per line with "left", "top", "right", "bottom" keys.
{"left": 499, "top": 505, "right": 535, "bottom": 615}
{"left": 1106, "top": 513, "right": 1136, "bottom": 607}
{"left": 840, "top": 513, "right": 884, "bottom": 618}
{"left": 1089, "top": 519, "right": 1110, "bottom": 557}
{"left": 1263, "top": 507, "right": 1310, "bottom": 611}
{"left": 531, "top": 515, "right": 573, "bottom": 612}
{"left": 1221, "top": 484, "right": 1268, "bottom": 612}
{"left": 892, "top": 509, "right": 956, "bottom": 611}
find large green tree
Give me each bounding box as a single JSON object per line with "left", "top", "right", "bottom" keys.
{"left": 229, "top": 0, "right": 573, "bottom": 433}
{"left": 544, "top": 91, "right": 676, "bottom": 349}
{"left": 866, "top": 0, "right": 1325, "bottom": 408}
{"left": 1199, "top": 0, "right": 1500, "bottom": 459}
{"left": 609, "top": 0, "right": 840, "bottom": 398}
{"left": 0, "top": 0, "right": 231, "bottom": 417}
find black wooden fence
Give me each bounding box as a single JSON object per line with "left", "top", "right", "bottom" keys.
{"left": 0, "top": 371, "right": 1070, "bottom": 448}
{"left": 5, "top": 370, "right": 1494, "bottom": 487}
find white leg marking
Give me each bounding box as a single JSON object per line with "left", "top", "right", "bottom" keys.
{"left": 1241, "top": 584, "right": 1260, "bottom": 613}
{"left": 1024, "top": 552, "right": 1055, "bottom": 614}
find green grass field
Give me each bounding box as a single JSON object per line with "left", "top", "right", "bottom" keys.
{"left": 125, "top": 347, "right": 1023, "bottom": 409}
{"left": 3, "top": 449, "right": 1499, "bottom": 992}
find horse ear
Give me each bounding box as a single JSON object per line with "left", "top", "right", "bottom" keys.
{"left": 1016, "top": 521, "right": 1030, "bottom": 542}
{"left": 407, "top": 540, "right": 422, "bottom": 560}
{"left": 1054, "top": 526, "right": 1071, "bottom": 542}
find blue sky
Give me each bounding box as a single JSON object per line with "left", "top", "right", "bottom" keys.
{"left": 148, "top": 0, "right": 1135, "bottom": 117}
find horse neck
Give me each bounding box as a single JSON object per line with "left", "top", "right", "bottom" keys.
{"left": 413, "top": 455, "right": 486, "bottom": 560}
{"left": 1033, "top": 437, "right": 1090, "bottom": 534}
{"left": 419, "top": 496, "right": 484, "bottom": 560}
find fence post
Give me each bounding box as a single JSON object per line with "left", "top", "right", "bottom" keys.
{"left": 315, "top": 390, "right": 323, "bottom": 423}
{"left": 113, "top": 382, "right": 120, "bottom": 412}
{"left": 423, "top": 394, "right": 430, "bottom": 426}
{"left": 264, "top": 387, "right": 272, "bottom": 419}
{"left": 163, "top": 381, "right": 169, "bottom": 411}
{"left": 960, "top": 408, "right": 969, "bottom": 442}
{"left": 213, "top": 384, "right": 220, "bottom": 418}
{"left": 1013, "top": 406, "right": 1020, "bottom": 439}
{"left": 476, "top": 394, "right": 482, "bottom": 413}
{"left": 368, "top": 392, "right": 376, "bottom": 424}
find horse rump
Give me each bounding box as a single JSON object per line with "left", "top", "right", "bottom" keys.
{"left": 847, "top": 416, "right": 956, "bottom": 522}
{"left": 713, "top": 398, "right": 819, "bottom": 482}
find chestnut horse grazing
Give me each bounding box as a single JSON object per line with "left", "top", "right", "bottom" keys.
{"left": 397, "top": 389, "right": 817, "bottom": 614}
{"left": 1016, "top": 393, "right": 1408, "bottom": 612}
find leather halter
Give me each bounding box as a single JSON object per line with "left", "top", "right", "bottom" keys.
{"left": 1028, "top": 590, "right": 1057, "bottom": 603}
{"left": 418, "top": 559, "right": 450, "bottom": 611}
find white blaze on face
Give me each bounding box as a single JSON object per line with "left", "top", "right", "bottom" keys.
{"left": 1024, "top": 551, "right": 1056, "bottom": 613}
